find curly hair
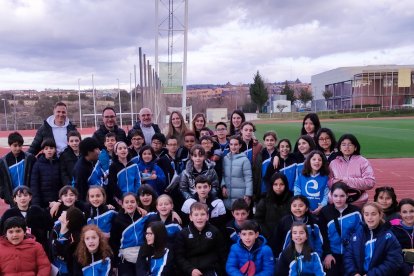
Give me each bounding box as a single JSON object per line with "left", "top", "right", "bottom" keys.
{"left": 75, "top": 225, "right": 112, "bottom": 267}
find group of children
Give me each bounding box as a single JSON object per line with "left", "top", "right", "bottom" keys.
{"left": 0, "top": 110, "right": 411, "bottom": 275}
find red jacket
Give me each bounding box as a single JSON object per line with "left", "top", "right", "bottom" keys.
{"left": 0, "top": 236, "right": 51, "bottom": 276}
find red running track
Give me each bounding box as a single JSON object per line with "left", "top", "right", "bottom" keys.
{"left": 1, "top": 158, "right": 413, "bottom": 216}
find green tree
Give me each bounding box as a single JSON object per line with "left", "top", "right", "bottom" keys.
{"left": 322, "top": 89, "right": 333, "bottom": 101}
{"left": 249, "top": 71, "right": 268, "bottom": 112}
{"left": 281, "top": 81, "right": 296, "bottom": 102}
{"left": 298, "top": 88, "right": 313, "bottom": 107}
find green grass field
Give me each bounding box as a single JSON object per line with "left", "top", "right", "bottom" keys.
{"left": 253, "top": 118, "right": 414, "bottom": 158}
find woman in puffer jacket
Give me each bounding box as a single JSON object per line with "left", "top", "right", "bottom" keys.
{"left": 329, "top": 134, "right": 375, "bottom": 208}
{"left": 222, "top": 135, "right": 253, "bottom": 211}
{"left": 179, "top": 145, "right": 219, "bottom": 200}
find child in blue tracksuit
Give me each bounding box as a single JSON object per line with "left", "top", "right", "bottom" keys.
{"left": 137, "top": 145, "right": 166, "bottom": 196}
{"left": 108, "top": 141, "right": 141, "bottom": 204}
{"left": 264, "top": 138, "right": 297, "bottom": 192}
{"left": 73, "top": 137, "right": 104, "bottom": 201}
{"left": 319, "top": 182, "right": 362, "bottom": 276}
{"left": 344, "top": 202, "right": 403, "bottom": 276}
{"left": 0, "top": 132, "right": 36, "bottom": 206}
{"left": 270, "top": 195, "right": 323, "bottom": 258}
{"left": 294, "top": 150, "right": 329, "bottom": 215}
{"left": 136, "top": 221, "right": 174, "bottom": 275}
{"left": 109, "top": 193, "right": 154, "bottom": 276}
{"left": 276, "top": 221, "right": 325, "bottom": 276}
{"left": 226, "top": 220, "right": 274, "bottom": 276}
{"left": 73, "top": 225, "right": 113, "bottom": 276}
{"left": 260, "top": 131, "right": 278, "bottom": 196}
{"left": 85, "top": 186, "right": 117, "bottom": 237}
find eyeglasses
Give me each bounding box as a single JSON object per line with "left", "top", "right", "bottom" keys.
{"left": 152, "top": 141, "right": 162, "bottom": 145}
{"left": 340, "top": 143, "right": 354, "bottom": 148}
{"left": 318, "top": 137, "right": 331, "bottom": 141}
{"left": 145, "top": 232, "right": 154, "bottom": 236}
{"left": 104, "top": 115, "right": 116, "bottom": 119}
{"left": 201, "top": 141, "right": 212, "bottom": 145}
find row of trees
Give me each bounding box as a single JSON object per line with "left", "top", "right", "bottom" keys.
{"left": 249, "top": 71, "right": 314, "bottom": 112}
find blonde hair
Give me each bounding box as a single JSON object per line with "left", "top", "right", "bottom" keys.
{"left": 362, "top": 202, "right": 385, "bottom": 224}
{"left": 156, "top": 194, "right": 174, "bottom": 207}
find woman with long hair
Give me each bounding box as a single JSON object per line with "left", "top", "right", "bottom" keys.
{"left": 166, "top": 111, "right": 188, "bottom": 146}
{"left": 229, "top": 110, "right": 245, "bottom": 136}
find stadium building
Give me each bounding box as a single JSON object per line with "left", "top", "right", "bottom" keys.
{"left": 311, "top": 65, "right": 414, "bottom": 110}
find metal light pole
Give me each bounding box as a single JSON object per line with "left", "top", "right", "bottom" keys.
{"left": 13, "top": 93, "right": 17, "bottom": 130}
{"left": 117, "top": 78, "right": 123, "bottom": 128}
{"left": 78, "top": 79, "right": 83, "bottom": 129}
{"left": 130, "top": 73, "right": 134, "bottom": 125}
{"left": 2, "top": 99, "right": 8, "bottom": 131}
{"left": 92, "top": 74, "right": 97, "bottom": 129}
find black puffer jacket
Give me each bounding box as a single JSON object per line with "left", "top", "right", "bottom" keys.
{"left": 92, "top": 124, "right": 127, "bottom": 149}
{"left": 28, "top": 120, "right": 76, "bottom": 155}
{"left": 59, "top": 146, "right": 80, "bottom": 186}
{"left": 30, "top": 154, "right": 62, "bottom": 208}
{"left": 174, "top": 222, "right": 226, "bottom": 275}
{"left": 255, "top": 188, "right": 293, "bottom": 240}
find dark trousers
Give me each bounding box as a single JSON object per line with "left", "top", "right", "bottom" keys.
{"left": 325, "top": 253, "right": 344, "bottom": 276}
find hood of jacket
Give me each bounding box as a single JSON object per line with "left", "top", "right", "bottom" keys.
{"left": 0, "top": 236, "right": 37, "bottom": 249}
{"left": 46, "top": 115, "right": 70, "bottom": 128}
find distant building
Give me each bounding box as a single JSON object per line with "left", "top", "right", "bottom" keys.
{"left": 311, "top": 65, "right": 414, "bottom": 110}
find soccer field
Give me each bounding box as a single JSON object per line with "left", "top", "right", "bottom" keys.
{"left": 253, "top": 118, "right": 414, "bottom": 158}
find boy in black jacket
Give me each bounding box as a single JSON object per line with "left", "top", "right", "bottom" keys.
{"left": 0, "top": 132, "right": 36, "bottom": 206}
{"left": 175, "top": 202, "right": 226, "bottom": 276}
{"left": 72, "top": 137, "right": 101, "bottom": 201}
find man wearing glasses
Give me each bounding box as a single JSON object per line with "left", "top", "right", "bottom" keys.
{"left": 128, "top": 107, "right": 161, "bottom": 145}
{"left": 92, "top": 107, "right": 127, "bottom": 149}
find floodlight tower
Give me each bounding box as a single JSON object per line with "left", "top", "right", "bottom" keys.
{"left": 155, "top": 0, "right": 188, "bottom": 119}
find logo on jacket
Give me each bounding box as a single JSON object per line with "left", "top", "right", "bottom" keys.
{"left": 305, "top": 180, "right": 320, "bottom": 197}
{"left": 205, "top": 231, "right": 213, "bottom": 239}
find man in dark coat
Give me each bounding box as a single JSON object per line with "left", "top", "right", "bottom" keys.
{"left": 92, "top": 107, "right": 127, "bottom": 149}
{"left": 127, "top": 107, "right": 161, "bottom": 145}
{"left": 28, "top": 102, "right": 76, "bottom": 156}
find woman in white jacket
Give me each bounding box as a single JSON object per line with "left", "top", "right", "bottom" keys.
{"left": 221, "top": 135, "right": 253, "bottom": 210}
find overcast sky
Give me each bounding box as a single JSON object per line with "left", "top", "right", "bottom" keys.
{"left": 1, "top": 0, "right": 414, "bottom": 90}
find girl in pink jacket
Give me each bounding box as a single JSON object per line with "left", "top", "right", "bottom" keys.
{"left": 329, "top": 134, "right": 375, "bottom": 208}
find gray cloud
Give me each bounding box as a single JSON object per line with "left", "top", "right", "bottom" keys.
{"left": 0, "top": 0, "right": 414, "bottom": 89}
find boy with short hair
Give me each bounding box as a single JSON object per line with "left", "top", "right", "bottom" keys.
{"left": 226, "top": 198, "right": 250, "bottom": 244}
{"left": 30, "top": 138, "right": 62, "bottom": 208}
{"left": 129, "top": 129, "right": 145, "bottom": 162}
{"left": 99, "top": 132, "right": 117, "bottom": 177}
{"left": 0, "top": 132, "right": 36, "bottom": 206}
{"left": 0, "top": 216, "right": 51, "bottom": 275}
{"left": 215, "top": 122, "right": 229, "bottom": 156}
{"left": 181, "top": 175, "right": 226, "bottom": 227}
{"left": 226, "top": 220, "right": 274, "bottom": 275}
{"left": 73, "top": 137, "right": 102, "bottom": 200}
{"left": 175, "top": 202, "right": 226, "bottom": 276}
{"left": 60, "top": 130, "right": 81, "bottom": 186}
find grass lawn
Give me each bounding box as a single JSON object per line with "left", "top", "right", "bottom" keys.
{"left": 253, "top": 118, "right": 414, "bottom": 158}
